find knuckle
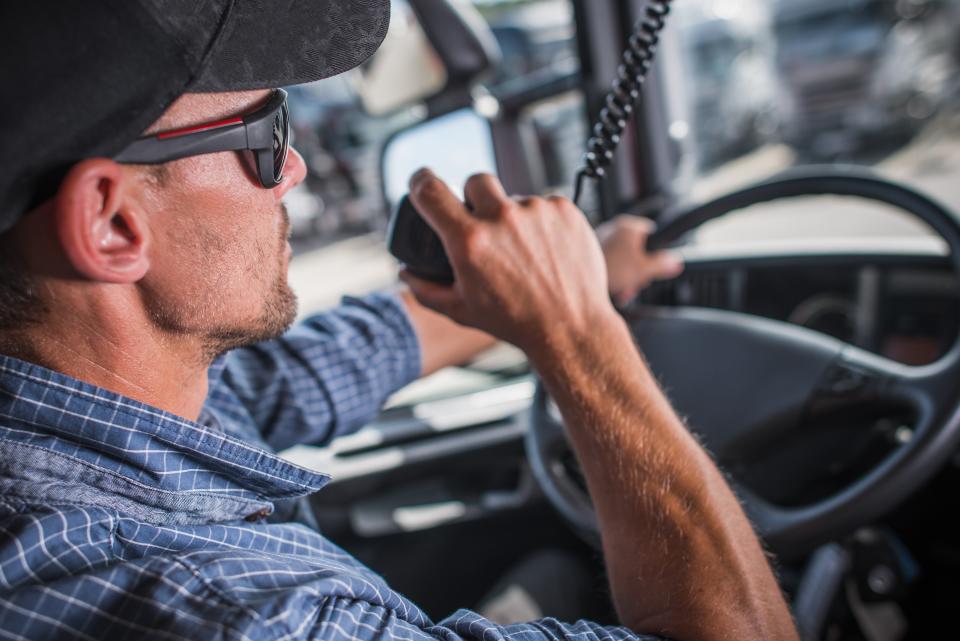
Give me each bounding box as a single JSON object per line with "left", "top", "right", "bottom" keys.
{"left": 492, "top": 201, "right": 517, "bottom": 221}
{"left": 546, "top": 194, "right": 572, "bottom": 209}
{"left": 466, "top": 172, "right": 496, "bottom": 188}
{"left": 523, "top": 195, "right": 546, "bottom": 209}
{"left": 500, "top": 204, "right": 530, "bottom": 233}
{"left": 461, "top": 227, "right": 491, "bottom": 261}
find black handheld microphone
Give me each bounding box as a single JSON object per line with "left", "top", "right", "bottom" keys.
{"left": 386, "top": 195, "right": 454, "bottom": 284}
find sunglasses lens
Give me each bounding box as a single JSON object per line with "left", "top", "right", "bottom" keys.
{"left": 272, "top": 101, "right": 289, "bottom": 181}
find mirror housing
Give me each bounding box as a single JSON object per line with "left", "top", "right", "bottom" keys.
{"left": 356, "top": 3, "right": 448, "bottom": 116}
{"left": 408, "top": 0, "right": 501, "bottom": 91}
{"left": 356, "top": 0, "right": 501, "bottom": 116}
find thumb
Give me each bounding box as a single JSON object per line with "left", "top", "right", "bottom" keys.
{"left": 614, "top": 288, "right": 639, "bottom": 308}
{"left": 400, "top": 270, "right": 466, "bottom": 322}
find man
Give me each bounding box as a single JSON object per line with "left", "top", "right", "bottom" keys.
{"left": 0, "top": 2, "right": 798, "bottom": 641}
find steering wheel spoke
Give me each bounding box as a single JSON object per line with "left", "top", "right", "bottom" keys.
{"left": 839, "top": 343, "right": 960, "bottom": 434}
{"left": 627, "top": 305, "right": 846, "bottom": 459}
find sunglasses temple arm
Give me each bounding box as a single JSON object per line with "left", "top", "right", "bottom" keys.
{"left": 114, "top": 125, "right": 249, "bottom": 165}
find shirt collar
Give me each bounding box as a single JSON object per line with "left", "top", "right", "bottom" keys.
{"left": 0, "top": 355, "right": 330, "bottom": 525}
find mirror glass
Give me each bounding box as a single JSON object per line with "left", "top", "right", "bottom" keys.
{"left": 382, "top": 108, "right": 497, "bottom": 208}
{"left": 355, "top": 1, "right": 448, "bottom": 115}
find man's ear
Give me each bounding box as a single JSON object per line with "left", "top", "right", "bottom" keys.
{"left": 54, "top": 159, "right": 151, "bottom": 284}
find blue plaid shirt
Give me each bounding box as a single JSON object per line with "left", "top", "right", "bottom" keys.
{"left": 0, "top": 292, "right": 658, "bottom": 641}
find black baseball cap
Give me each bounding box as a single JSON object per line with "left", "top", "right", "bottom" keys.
{"left": 0, "top": 0, "right": 391, "bottom": 234}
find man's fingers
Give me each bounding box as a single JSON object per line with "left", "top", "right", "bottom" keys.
{"left": 596, "top": 214, "right": 655, "bottom": 245}
{"left": 409, "top": 168, "right": 473, "bottom": 238}
{"left": 399, "top": 270, "right": 466, "bottom": 322}
{"left": 629, "top": 216, "right": 657, "bottom": 237}
{"left": 463, "top": 173, "right": 510, "bottom": 214}
{"left": 614, "top": 289, "right": 637, "bottom": 308}
{"left": 648, "top": 251, "right": 685, "bottom": 280}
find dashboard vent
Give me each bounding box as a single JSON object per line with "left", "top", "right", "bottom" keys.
{"left": 639, "top": 271, "right": 730, "bottom": 309}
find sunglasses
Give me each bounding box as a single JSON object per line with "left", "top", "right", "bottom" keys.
{"left": 115, "top": 89, "right": 289, "bottom": 188}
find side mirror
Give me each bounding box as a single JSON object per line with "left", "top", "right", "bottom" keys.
{"left": 381, "top": 108, "right": 497, "bottom": 210}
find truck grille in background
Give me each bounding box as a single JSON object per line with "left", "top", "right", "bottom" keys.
{"left": 787, "top": 53, "right": 877, "bottom": 127}
{"left": 796, "top": 76, "right": 870, "bottom": 123}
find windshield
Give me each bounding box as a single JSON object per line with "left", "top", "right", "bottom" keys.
{"left": 665, "top": 0, "right": 960, "bottom": 247}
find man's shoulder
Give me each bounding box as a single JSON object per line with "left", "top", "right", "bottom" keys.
{"left": 154, "top": 521, "right": 418, "bottom": 614}
{"left": 0, "top": 532, "right": 261, "bottom": 640}
{"left": 0, "top": 509, "right": 421, "bottom": 640}
{"left": 0, "top": 501, "right": 118, "bottom": 586}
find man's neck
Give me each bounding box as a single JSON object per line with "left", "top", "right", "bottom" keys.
{"left": 2, "top": 318, "right": 212, "bottom": 422}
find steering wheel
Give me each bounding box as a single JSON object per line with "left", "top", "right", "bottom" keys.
{"left": 527, "top": 166, "right": 960, "bottom": 558}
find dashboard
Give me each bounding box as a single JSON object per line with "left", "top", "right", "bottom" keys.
{"left": 638, "top": 243, "right": 959, "bottom": 366}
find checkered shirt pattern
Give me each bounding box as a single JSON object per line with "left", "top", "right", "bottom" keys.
{"left": 0, "top": 292, "right": 661, "bottom": 641}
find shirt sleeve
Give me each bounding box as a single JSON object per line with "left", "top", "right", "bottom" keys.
{"left": 213, "top": 291, "right": 422, "bottom": 451}
{"left": 308, "top": 600, "right": 669, "bottom": 641}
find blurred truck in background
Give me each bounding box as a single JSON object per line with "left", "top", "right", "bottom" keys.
{"left": 773, "top": 0, "right": 957, "bottom": 160}
{"left": 675, "top": 0, "right": 783, "bottom": 169}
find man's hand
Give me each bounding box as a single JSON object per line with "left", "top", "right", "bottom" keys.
{"left": 400, "top": 170, "right": 616, "bottom": 357}
{"left": 597, "top": 215, "right": 683, "bottom": 306}
{"left": 399, "top": 189, "right": 683, "bottom": 375}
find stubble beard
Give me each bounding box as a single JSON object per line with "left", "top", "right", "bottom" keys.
{"left": 197, "top": 272, "right": 298, "bottom": 361}
{"left": 198, "top": 204, "right": 298, "bottom": 360}
{"left": 146, "top": 205, "right": 299, "bottom": 364}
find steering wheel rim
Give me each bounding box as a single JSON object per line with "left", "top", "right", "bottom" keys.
{"left": 527, "top": 165, "right": 960, "bottom": 558}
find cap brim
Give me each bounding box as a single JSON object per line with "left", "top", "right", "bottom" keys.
{"left": 189, "top": 0, "right": 391, "bottom": 92}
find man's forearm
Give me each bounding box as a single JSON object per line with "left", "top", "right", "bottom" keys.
{"left": 531, "top": 313, "right": 798, "bottom": 641}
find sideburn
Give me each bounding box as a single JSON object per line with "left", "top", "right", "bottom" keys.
{"left": 0, "top": 234, "right": 49, "bottom": 331}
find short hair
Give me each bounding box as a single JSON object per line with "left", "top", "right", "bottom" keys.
{"left": 0, "top": 232, "right": 46, "bottom": 331}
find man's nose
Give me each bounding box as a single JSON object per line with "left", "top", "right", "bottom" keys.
{"left": 275, "top": 147, "right": 307, "bottom": 199}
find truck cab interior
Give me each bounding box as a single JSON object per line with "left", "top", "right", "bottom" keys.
{"left": 279, "top": 1, "right": 960, "bottom": 639}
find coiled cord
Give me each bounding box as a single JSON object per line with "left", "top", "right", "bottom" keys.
{"left": 573, "top": 0, "right": 673, "bottom": 207}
